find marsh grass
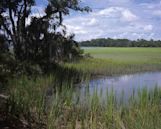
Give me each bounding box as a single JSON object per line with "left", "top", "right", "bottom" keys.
{"left": 4, "top": 47, "right": 161, "bottom": 128}
{"left": 64, "top": 47, "right": 161, "bottom": 76}
{"left": 6, "top": 75, "right": 161, "bottom": 129}
{"left": 65, "top": 58, "right": 161, "bottom": 77}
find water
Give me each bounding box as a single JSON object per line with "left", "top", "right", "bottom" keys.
{"left": 77, "top": 72, "right": 161, "bottom": 102}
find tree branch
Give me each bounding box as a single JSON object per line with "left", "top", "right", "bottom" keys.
{"left": 17, "top": 4, "right": 24, "bottom": 36}
{"left": 22, "top": 0, "right": 27, "bottom": 32}
{"left": 0, "top": 16, "right": 12, "bottom": 37}
{"left": 0, "top": 15, "right": 16, "bottom": 46}
{"left": 8, "top": 2, "right": 16, "bottom": 35}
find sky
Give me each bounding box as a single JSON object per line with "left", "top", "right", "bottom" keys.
{"left": 35, "top": 0, "right": 161, "bottom": 41}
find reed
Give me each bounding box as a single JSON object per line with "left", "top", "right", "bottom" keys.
{"left": 64, "top": 47, "right": 161, "bottom": 76}
{"left": 6, "top": 75, "right": 161, "bottom": 129}
{"left": 4, "top": 47, "right": 161, "bottom": 128}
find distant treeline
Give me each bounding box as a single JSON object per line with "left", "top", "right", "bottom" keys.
{"left": 80, "top": 38, "right": 161, "bottom": 47}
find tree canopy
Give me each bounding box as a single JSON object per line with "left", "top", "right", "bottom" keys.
{"left": 0, "top": 0, "right": 90, "bottom": 74}
{"left": 80, "top": 38, "right": 161, "bottom": 47}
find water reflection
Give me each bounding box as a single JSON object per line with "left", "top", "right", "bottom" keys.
{"left": 77, "top": 72, "right": 161, "bottom": 102}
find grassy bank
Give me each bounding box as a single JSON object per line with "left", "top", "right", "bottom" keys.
{"left": 83, "top": 47, "right": 161, "bottom": 62}
{"left": 65, "top": 47, "right": 161, "bottom": 76}
{"left": 1, "top": 47, "right": 161, "bottom": 129}
{"left": 2, "top": 76, "right": 161, "bottom": 129}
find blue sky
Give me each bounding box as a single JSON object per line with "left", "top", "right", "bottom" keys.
{"left": 35, "top": 0, "right": 161, "bottom": 41}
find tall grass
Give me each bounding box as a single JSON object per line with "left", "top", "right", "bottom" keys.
{"left": 4, "top": 47, "right": 161, "bottom": 128}
{"left": 65, "top": 58, "right": 161, "bottom": 76}
{"left": 64, "top": 47, "right": 161, "bottom": 76}
{"left": 6, "top": 76, "right": 161, "bottom": 129}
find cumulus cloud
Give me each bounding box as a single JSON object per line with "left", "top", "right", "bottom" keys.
{"left": 144, "top": 25, "right": 153, "bottom": 31}
{"left": 96, "top": 7, "right": 138, "bottom": 22}
{"left": 98, "top": 7, "right": 122, "bottom": 16}
{"left": 66, "top": 24, "right": 87, "bottom": 34}
{"left": 63, "top": 0, "right": 161, "bottom": 41}
{"left": 152, "top": 10, "right": 161, "bottom": 16}
{"left": 121, "top": 9, "right": 138, "bottom": 22}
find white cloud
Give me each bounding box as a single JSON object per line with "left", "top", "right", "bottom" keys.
{"left": 144, "top": 25, "right": 153, "bottom": 31}
{"left": 65, "top": 24, "right": 87, "bottom": 34}
{"left": 96, "top": 7, "right": 138, "bottom": 22}
{"left": 64, "top": 4, "right": 160, "bottom": 41}
{"left": 88, "top": 18, "right": 97, "bottom": 25}
{"left": 82, "top": 18, "right": 98, "bottom": 26}
{"left": 152, "top": 10, "right": 161, "bottom": 16}
{"left": 121, "top": 9, "right": 138, "bottom": 22}
{"left": 98, "top": 7, "right": 122, "bottom": 16}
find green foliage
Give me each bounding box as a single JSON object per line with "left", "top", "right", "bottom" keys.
{"left": 6, "top": 76, "right": 161, "bottom": 129}
{"left": 80, "top": 38, "right": 161, "bottom": 47}
{"left": 0, "top": 0, "right": 89, "bottom": 75}
{"left": 65, "top": 47, "right": 161, "bottom": 76}
{"left": 0, "top": 53, "right": 13, "bottom": 87}
{"left": 0, "top": 0, "right": 90, "bottom": 90}
{"left": 0, "top": 35, "right": 13, "bottom": 86}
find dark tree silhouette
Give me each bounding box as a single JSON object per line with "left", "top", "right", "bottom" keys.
{"left": 0, "top": 0, "right": 90, "bottom": 73}
{"left": 0, "top": 0, "right": 35, "bottom": 61}
{"left": 80, "top": 38, "right": 161, "bottom": 47}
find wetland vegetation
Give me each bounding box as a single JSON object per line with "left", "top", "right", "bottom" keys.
{"left": 4, "top": 75, "right": 161, "bottom": 129}
{"left": 1, "top": 47, "right": 161, "bottom": 129}
{"left": 65, "top": 47, "right": 161, "bottom": 76}
{"left": 0, "top": 0, "right": 161, "bottom": 129}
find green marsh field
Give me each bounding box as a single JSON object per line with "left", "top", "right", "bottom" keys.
{"left": 83, "top": 47, "right": 161, "bottom": 62}
{"left": 2, "top": 0, "right": 161, "bottom": 128}
{"left": 2, "top": 47, "right": 161, "bottom": 129}
{"left": 65, "top": 47, "right": 161, "bottom": 76}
